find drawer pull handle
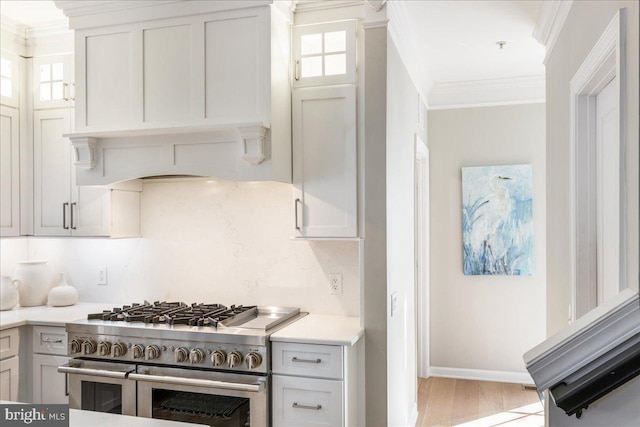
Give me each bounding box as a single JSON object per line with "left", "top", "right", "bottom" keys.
{"left": 293, "top": 402, "right": 322, "bottom": 410}
{"left": 292, "top": 357, "right": 321, "bottom": 364}
{"left": 42, "top": 338, "right": 64, "bottom": 343}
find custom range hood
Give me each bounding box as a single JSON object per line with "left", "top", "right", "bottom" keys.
{"left": 523, "top": 289, "right": 640, "bottom": 419}
{"left": 56, "top": 0, "right": 292, "bottom": 186}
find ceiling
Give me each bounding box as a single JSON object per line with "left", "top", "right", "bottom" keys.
{"left": 1, "top": 0, "right": 545, "bottom": 106}
{"left": 391, "top": 1, "right": 545, "bottom": 84}
{"left": 0, "top": 0, "right": 66, "bottom": 27}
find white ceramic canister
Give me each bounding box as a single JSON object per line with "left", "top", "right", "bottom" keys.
{"left": 0, "top": 275, "right": 20, "bottom": 311}
{"left": 48, "top": 273, "right": 79, "bottom": 307}
{"left": 15, "top": 260, "right": 51, "bottom": 307}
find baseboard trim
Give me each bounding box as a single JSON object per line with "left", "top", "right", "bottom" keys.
{"left": 429, "top": 366, "right": 534, "bottom": 385}
{"left": 409, "top": 402, "right": 419, "bottom": 427}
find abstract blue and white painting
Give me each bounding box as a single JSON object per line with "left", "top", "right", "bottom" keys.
{"left": 462, "top": 164, "right": 534, "bottom": 276}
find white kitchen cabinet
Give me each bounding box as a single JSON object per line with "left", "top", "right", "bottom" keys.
{"left": 33, "top": 54, "right": 74, "bottom": 109}
{"left": 0, "top": 328, "right": 20, "bottom": 401}
{"left": 1, "top": 50, "right": 20, "bottom": 109}
{"left": 292, "top": 86, "right": 357, "bottom": 238}
{"left": 32, "top": 326, "right": 69, "bottom": 404}
{"left": 33, "top": 108, "right": 141, "bottom": 237}
{"left": 292, "top": 20, "right": 357, "bottom": 89}
{"left": 73, "top": 7, "right": 271, "bottom": 132}
{"left": 0, "top": 105, "right": 20, "bottom": 236}
{"left": 272, "top": 341, "right": 359, "bottom": 427}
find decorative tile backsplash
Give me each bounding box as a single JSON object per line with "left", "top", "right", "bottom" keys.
{"left": 0, "top": 180, "right": 360, "bottom": 316}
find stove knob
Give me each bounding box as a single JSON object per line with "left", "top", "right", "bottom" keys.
{"left": 97, "top": 341, "right": 112, "bottom": 357}
{"left": 82, "top": 339, "right": 97, "bottom": 355}
{"left": 132, "top": 344, "right": 145, "bottom": 359}
{"left": 145, "top": 345, "right": 161, "bottom": 361}
{"left": 211, "top": 350, "right": 227, "bottom": 367}
{"left": 189, "top": 348, "right": 206, "bottom": 364}
{"left": 174, "top": 347, "right": 189, "bottom": 363}
{"left": 70, "top": 339, "right": 83, "bottom": 354}
{"left": 228, "top": 351, "right": 243, "bottom": 368}
{"left": 111, "top": 342, "right": 128, "bottom": 358}
{"left": 245, "top": 352, "right": 263, "bottom": 370}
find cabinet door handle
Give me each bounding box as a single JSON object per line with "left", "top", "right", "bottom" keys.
{"left": 295, "top": 198, "right": 302, "bottom": 230}
{"left": 42, "top": 338, "right": 63, "bottom": 343}
{"left": 64, "top": 373, "right": 69, "bottom": 396}
{"left": 292, "top": 357, "right": 321, "bottom": 364}
{"left": 63, "top": 203, "right": 69, "bottom": 229}
{"left": 71, "top": 202, "right": 77, "bottom": 229}
{"left": 294, "top": 60, "right": 300, "bottom": 81}
{"left": 292, "top": 402, "right": 322, "bottom": 410}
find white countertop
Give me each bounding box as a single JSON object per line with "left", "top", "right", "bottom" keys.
{"left": 0, "top": 303, "right": 116, "bottom": 330}
{"left": 0, "top": 402, "right": 199, "bottom": 427}
{"left": 270, "top": 314, "right": 363, "bottom": 346}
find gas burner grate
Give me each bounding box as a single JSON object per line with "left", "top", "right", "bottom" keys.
{"left": 87, "top": 301, "right": 257, "bottom": 328}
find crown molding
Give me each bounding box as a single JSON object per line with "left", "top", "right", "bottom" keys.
{"left": 26, "top": 22, "right": 73, "bottom": 50}
{"left": 55, "top": 0, "right": 273, "bottom": 29}
{"left": 292, "top": 1, "right": 363, "bottom": 13}
{"left": 428, "top": 75, "right": 545, "bottom": 110}
{"left": 0, "top": 15, "right": 28, "bottom": 52}
{"left": 532, "top": 0, "right": 574, "bottom": 65}
{"left": 386, "top": 0, "right": 432, "bottom": 102}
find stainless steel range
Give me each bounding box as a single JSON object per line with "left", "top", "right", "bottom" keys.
{"left": 59, "top": 302, "right": 304, "bottom": 427}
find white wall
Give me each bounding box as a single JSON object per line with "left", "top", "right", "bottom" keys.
{"left": 386, "top": 37, "right": 421, "bottom": 427}
{"left": 429, "top": 103, "right": 546, "bottom": 380}
{"left": 545, "top": 1, "right": 639, "bottom": 425}
{"left": 545, "top": 0, "right": 639, "bottom": 338}
{"left": 0, "top": 180, "right": 360, "bottom": 315}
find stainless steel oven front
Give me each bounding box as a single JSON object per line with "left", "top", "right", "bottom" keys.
{"left": 59, "top": 360, "right": 137, "bottom": 416}
{"left": 132, "top": 365, "right": 268, "bottom": 427}
{"left": 61, "top": 361, "right": 268, "bottom": 427}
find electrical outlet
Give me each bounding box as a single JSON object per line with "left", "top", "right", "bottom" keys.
{"left": 329, "top": 273, "right": 342, "bottom": 295}
{"left": 97, "top": 266, "right": 107, "bottom": 285}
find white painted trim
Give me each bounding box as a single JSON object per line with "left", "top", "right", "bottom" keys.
{"left": 292, "top": 1, "right": 363, "bottom": 13}
{"left": 428, "top": 75, "right": 545, "bottom": 110}
{"left": 362, "top": 19, "right": 388, "bottom": 29}
{"left": 386, "top": 0, "right": 432, "bottom": 102}
{"left": 532, "top": 0, "right": 574, "bottom": 65}
{"left": 569, "top": 9, "right": 626, "bottom": 322}
{"left": 408, "top": 402, "right": 419, "bottom": 427}
{"left": 429, "top": 366, "right": 534, "bottom": 385}
{"left": 429, "top": 99, "right": 546, "bottom": 111}
{"left": 415, "top": 136, "right": 429, "bottom": 380}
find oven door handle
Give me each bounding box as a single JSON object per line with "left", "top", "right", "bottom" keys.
{"left": 58, "top": 363, "right": 131, "bottom": 379}
{"left": 128, "top": 372, "right": 264, "bottom": 393}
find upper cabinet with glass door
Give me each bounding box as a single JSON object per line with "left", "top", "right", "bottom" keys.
{"left": 292, "top": 20, "right": 356, "bottom": 88}
{"left": 33, "top": 54, "right": 74, "bottom": 109}
{"left": 1, "top": 52, "right": 20, "bottom": 109}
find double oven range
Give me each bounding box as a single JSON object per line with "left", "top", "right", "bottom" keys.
{"left": 59, "top": 302, "right": 304, "bottom": 427}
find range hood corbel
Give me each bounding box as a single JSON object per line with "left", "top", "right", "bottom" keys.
{"left": 71, "top": 136, "right": 98, "bottom": 169}
{"left": 239, "top": 125, "right": 268, "bottom": 165}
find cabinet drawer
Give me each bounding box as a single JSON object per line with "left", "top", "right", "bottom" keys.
{"left": 272, "top": 375, "right": 343, "bottom": 427}
{"left": 33, "top": 326, "right": 67, "bottom": 355}
{"left": 0, "top": 328, "right": 19, "bottom": 360}
{"left": 272, "top": 342, "right": 342, "bottom": 379}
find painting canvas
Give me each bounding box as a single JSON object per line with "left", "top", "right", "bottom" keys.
{"left": 462, "top": 164, "right": 534, "bottom": 275}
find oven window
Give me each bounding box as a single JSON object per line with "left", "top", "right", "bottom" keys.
{"left": 81, "top": 381, "right": 123, "bottom": 414}
{"left": 151, "top": 389, "right": 250, "bottom": 427}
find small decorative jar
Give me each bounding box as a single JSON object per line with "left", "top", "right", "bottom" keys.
{"left": 0, "top": 275, "right": 20, "bottom": 311}
{"left": 48, "top": 273, "right": 79, "bottom": 307}
{"left": 15, "top": 260, "right": 50, "bottom": 307}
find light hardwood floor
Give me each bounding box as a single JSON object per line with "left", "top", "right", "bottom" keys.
{"left": 416, "top": 377, "right": 543, "bottom": 427}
